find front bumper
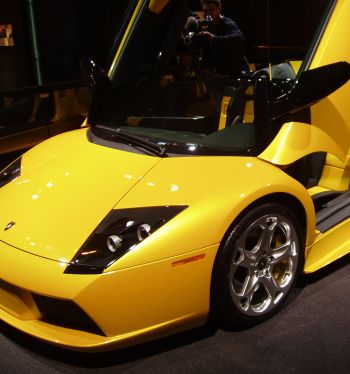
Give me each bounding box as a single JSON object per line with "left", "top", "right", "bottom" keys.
{"left": 0, "top": 241, "right": 217, "bottom": 351}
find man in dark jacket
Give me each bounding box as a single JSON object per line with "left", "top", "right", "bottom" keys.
{"left": 199, "top": 0, "right": 249, "bottom": 76}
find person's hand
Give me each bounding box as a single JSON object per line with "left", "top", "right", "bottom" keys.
{"left": 199, "top": 31, "right": 214, "bottom": 40}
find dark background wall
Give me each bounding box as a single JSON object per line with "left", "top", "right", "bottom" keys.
{"left": 0, "top": 0, "right": 31, "bottom": 89}
{"left": 0, "top": 0, "right": 130, "bottom": 90}
{"left": 0, "top": 0, "right": 332, "bottom": 92}
{"left": 34, "top": 0, "right": 130, "bottom": 83}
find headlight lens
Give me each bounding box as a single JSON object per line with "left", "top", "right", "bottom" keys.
{"left": 0, "top": 157, "right": 22, "bottom": 188}
{"left": 65, "top": 206, "right": 187, "bottom": 274}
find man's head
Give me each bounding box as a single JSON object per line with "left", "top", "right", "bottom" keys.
{"left": 201, "top": 0, "right": 221, "bottom": 22}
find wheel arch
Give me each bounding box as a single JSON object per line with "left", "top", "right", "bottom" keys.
{"left": 220, "top": 192, "right": 307, "bottom": 247}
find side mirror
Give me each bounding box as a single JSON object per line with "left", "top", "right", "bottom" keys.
{"left": 269, "top": 61, "right": 350, "bottom": 120}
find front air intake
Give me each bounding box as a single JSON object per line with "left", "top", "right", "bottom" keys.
{"left": 32, "top": 293, "right": 105, "bottom": 336}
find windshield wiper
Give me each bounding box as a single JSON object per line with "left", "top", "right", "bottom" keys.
{"left": 96, "top": 125, "right": 167, "bottom": 157}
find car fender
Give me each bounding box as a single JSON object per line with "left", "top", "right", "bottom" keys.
{"left": 109, "top": 156, "right": 316, "bottom": 271}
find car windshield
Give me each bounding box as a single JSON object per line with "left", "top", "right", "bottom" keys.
{"left": 86, "top": 0, "right": 334, "bottom": 157}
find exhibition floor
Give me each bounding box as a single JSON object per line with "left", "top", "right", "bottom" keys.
{"left": 0, "top": 255, "right": 350, "bottom": 373}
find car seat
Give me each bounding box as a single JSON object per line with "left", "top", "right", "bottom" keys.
{"left": 223, "top": 63, "right": 297, "bottom": 128}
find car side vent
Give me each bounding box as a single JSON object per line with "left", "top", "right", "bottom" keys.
{"left": 32, "top": 293, "right": 105, "bottom": 336}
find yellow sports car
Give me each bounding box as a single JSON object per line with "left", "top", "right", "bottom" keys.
{"left": 0, "top": 0, "right": 350, "bottom": 351}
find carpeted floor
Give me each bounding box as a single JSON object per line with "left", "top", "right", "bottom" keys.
{"left": 1, "top": 254, "right": 350, "bottom": 373}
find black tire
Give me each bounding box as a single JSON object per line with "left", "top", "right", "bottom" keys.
{"left": 211, "top": 203, "right": 304, "bottom": 328}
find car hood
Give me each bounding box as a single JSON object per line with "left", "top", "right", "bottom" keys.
{"left": 0, "top": 129, "right": 161, "bottom": 263}
{"left": 0, "top": 128, "right": 313, "bottom": 266}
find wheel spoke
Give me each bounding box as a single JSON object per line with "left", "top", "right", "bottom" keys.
{"left": 269, "top": 242, "right": 292, "bottom": 264}
{"left": 257, "top": 217, "right": 278, "bottom": 253}
{"left": 232, "top": 245, "right": 258, "bottom": 269}
{"left": 240, "top": 272, "right": 259, "bottom": 298}
{"left": 261, "top": 273, "right": 281, "bottom": 298}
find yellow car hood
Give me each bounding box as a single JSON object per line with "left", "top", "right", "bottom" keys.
{"left": 0, "top": 128, "right": 312, "bottom": 266}
{"left": 0, "top": 129, "right": 161, "bottom": 263}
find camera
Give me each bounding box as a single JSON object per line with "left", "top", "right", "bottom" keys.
{"left": 184, "top": 14, "right": 214, "bottom": 44}
{"left": 185, "top": 14, "right": 214, "bottom": 34}
{"left": 198, "top": 15, "right": 214, "bottom": 29}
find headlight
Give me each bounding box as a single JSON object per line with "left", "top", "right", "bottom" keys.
{"left": 65, "top": 206, "right": 187, "bottom": 274}
{"left": 0, "top": 157, "right": 22, "bottom": 188}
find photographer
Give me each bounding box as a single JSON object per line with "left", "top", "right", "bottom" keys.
{"left": 189, "top": 0, "right": 249, "bottom": 76}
